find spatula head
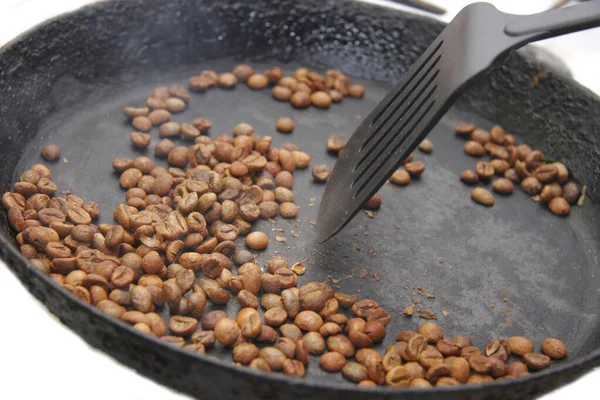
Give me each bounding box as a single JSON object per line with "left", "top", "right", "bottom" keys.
{"left": 316, "top": 2, "right": 514, "bottom": 242}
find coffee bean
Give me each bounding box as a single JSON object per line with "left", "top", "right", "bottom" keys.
{"left": 342, "top": 362, "right": 368, "bottom": 383}
{"left": 214, "top": 317, "right": 240, "bottom": 346}
{"left": 303, "top": 331, "right": 326, "bottom": 355}
{"left": 248, "top": 74, "right": 268, "bottom": 89}
{"left": 405, "top": 161, "right": 425, "bottom": 177}
{"left": 526, "top": 150, "right": 545, "bottom": 170}
{"left": 245, "top": 231, "right": 268, "bottom": 250}
{"left": 264, "top": 307, "right": 288, "bottom": 327}
{"left": 521, "top": 176, "right": 542, "bottom": 195}
{"left": 326, "top": 135, "right": 345, "bottom": 154}
{"left": 282, "top": 359, "right": 306, "bottom": 378}
{"left": 41, "top": 145, "right": 61, "bottom": 162}
{"left": 364, "top": 195, "right": 382, "bottom": 210}
{"left": 276, "top": 118, "right": 294, "bottom": 133}
{"left": 471, "top": 129, "right": 489, "bottom": 144}
{"left": 540, "top": 183, "right": 562, "bottom": 203}
{"left": 471, "top": 187, "right": 494, "bottom": 207}
{"left": 464, "top": 141, "right": 485, "bottom": 157}
{"left": 460, "top": 170, "right": 479, "bottom": 185}
{"left": 492, "top": 178, "right": 514, "bottom": 194}
{"left": 475, "top": 161, "right": 494, "bottom": 179}
{"left": 523, "top": 353, "right": 551, "bottom": 370}
{"left": 562, "top": 182, "right": 580, "bottom": 204}
{"left": 455, "top": 123, "right": 475, "bottom": 136}
{"left": 249, "top": 358, "right": 271, "bottom": 372}
{"left": 507, "top": 336, "right": 534, "bottom": 356}
{"left": 272, "top": 86, "right": 292, "bottom": 101}
{"left": 533, "top": 164, "right": 558, "bottom": 184}
{"left": 549, "top": 196, "right": 570, "bottom": 216}
{"left": 320, "top": 351, "right": 347, "bottom": 372}
{"left": 295, "top": 311, "right": 324, "bottom": 332}
{"left": 348, "top": 84, "right": 364, "bottom": 98}
{"left": 258, "top": 347, "right": 286, "bottom": 371}
{"left": 541, "top": 338, "right": 568, "bottom": 359}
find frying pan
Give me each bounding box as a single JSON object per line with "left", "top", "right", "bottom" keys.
{"left": 1, "top": 0, "right": 599, "bottom": 399}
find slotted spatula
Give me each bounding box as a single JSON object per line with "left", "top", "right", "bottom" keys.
{"left": 316, "top": 1, "right": 600, "bottom": 242}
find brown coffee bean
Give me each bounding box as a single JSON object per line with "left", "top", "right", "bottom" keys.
{"left": 261, "top": 293, "right": 283, "bottom": 310}
{"left": 464, "top": 141, "right": 485, "bottom": 157}
{"left": 526, "top": 150, "right": 545, "bottom": 169}
{"left": 264, "top": 307, "right": 288, "bottom": 327}
{"left": 308, "top": 91, "right": 331, "bottom": 108}
{"left": 549, "top": 196, "right": 570, "bottom": 216}
{"left": 455, "top": 123, "right": 475, "bottom": 136}
{"left": 475, "top": 161, "right": 494, "bottom": 179}
{"left": 247, "top": 73, "right": 268, "bottom": 89}
{"left": 295, "top": 310, "right": 323, "bottom": 332}
{"left": 506, "top": 361, "right": 528, "bottom": 376}
{"left": 459, "top": 170, "right": 479, "bottom": 185}
{"left": 41, "top": 144, "right": 61, "bottom": 162}
{"left": 327, "top": 334, "right": 355, "bottom": 357}
{"left": 419, "top": 346, "right": 444, "bottom": 368}
{"left": 292, "top": 151, "right": 311, "bottom": 169}
{"left": 236, "top": 308, "right": 262, "bottom": 339}
{"left": 468, "top": 354, "right": 492, "bottom": 374}
{"left": 540, "top": 183, "right": 562, "bottom": 203}
{"left": 96, "top": 299, "right": 125, "bottom": 318}
{"left": 521, "top": 176, "right": 542, "bottom": 195}
{"left": 490, "top": 159, "right": 510, "bottom": 175}
{"left": 129, "top": 132, "right": 151, "bottom": 149}
{"left": 405, "top": 334, "right": 428, "bottom": 361}
{"left": 237, "top": 289, "right": 258, "bottom": 309}
{"left": 281, "top": 359, "right": 305, "bottom": 378}
{"left": 405, "top": 161, "right": 425, "bottom": 177}
{"left": 130, "top": 285, "right": 153, "bottom": 313}
{"left": 272, "top": 85, "right": 293, "bottom": 102}
{"left": 258, "top": 347, "right": 286, "bottom": 371}
{"left": 534, "top": 164, "right": 558, "bottom": 184}
{"left": 167, "top": 146, "right": 188, "bottom": 168}
{"left": 158, "top": 121, "right": 181, "bottom": 138}
{"left": 214, "top": 317, "right": 240, "bottom": 346}
{"left": 489, "top": 357, "right": 506, "bottom": 377}
{"left": 326, "top": 135, "right": 345, "bottom": 154}
{"left": 562, "top": 182, "right": 580, "bottom": 204}
{"left": 248, "top": 358, "right": 271, "bottom": 372}
{"left": 385, "top": 366, "right": 411, "bottom": 387}
{"left": 471, "top": 129, "right": 490, "bottom": 144}
{"left": 124, "top": 106, "right": 149, "bottom": 118}
{"left": 120, "top": 168, "right": 143, "bottom": 189}
{"left": 449, "top": 357, "right": 470, "bottom": 383}
{"left": 320, "top": 351, "right": 347, "bottom": 372}
{"left": 275, "top": 117, "right": 295, "bottom": 133}
{"left": 418, "top": 322, "right": 443, "bottom": 344}
{"left": 245, "top": 231, "right": 268, "bottom": 250}
{"left": 471, "top": 187, "right": 494, "bottom": 207}
{"left": 541, "top": 338, "right": 568, "bottom": 359}
{"left": 339, "top": 361, "right": 367, "bottom": 383}
{"left": 426, "top": 363, "right": 451, "bottom": 384}
{"left": 523, "top": 353, "right": 551, "bottom": 370}
{"left": 190, "top": 331, "right": 215, "bottom": 348}
{"left": 507, "top": 336, "right": 534, "bottom": 356}
{"left": 492, "top": 178, "right": 514, "bottom": 195}
{"left": 168, "top": 315, "right": 198, "bottom": 336}
{"left": 205, "top": 285, "right": 231, "bottom": 304}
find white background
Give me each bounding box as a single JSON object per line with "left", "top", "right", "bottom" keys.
{"left": 0, "top": 1, "right": 598, "bottom": 399}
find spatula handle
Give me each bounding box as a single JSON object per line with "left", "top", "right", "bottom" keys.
{"left": 504, "top": 1, "right": 600, "bottom": 38}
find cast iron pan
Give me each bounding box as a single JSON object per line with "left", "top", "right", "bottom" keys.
{"left": 1, "top": 0, "right": 600, "bottom": 399}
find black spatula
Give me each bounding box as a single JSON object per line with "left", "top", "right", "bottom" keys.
{"left": 316, "top": 1, "right": 600, "bottom": 242}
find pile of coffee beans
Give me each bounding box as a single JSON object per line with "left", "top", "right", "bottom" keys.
{"left": 188, "top": 65, "right": 364, "bottom": 110}
{"left": 2, "top": 64, "right": 573, "bottom": 389}
{"left": 455, "top": 123, "right": 581, "bottom": 215}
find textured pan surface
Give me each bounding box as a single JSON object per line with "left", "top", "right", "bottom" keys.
{"left": 1, "top": 1, "right": 600, "bottom": 399}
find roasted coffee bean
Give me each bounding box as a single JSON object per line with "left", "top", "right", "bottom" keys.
{"left": 507, "top": 336, "right": 534, "bottom": 356}
{"left": 492, "top": 178, "right": 514, "bottom": 195}
{"left": 521, "top": 176, "right": 542, "bottom": 195}
{"left": 541, "top": 338, "right": 568, "bottom": 359}
{"left": 295, "top": 311, "right": 324, "bottom": 332}
{"left": 245, "top": 231, "right": 268, "bottom": 250}
{"left": 540, "top": 183, "right": 562, "bottom": 203}
{"left": 320, "top": 351, "right": 347, "bottom": 372}
{"left": 326, "top": 135, "right": 345, "bottom": 154}
{"left": 523, "top": 353, "right": 551, "bottom": 370}
{"left": 168, "top": 315, "right": 198, "bottom": 336}
{"left": 41, "top": 144, "right": 61, "bottom": 161}
{"left": 475, "top": 161, "right": 494, "bottom": 179}
{"left": 460, "top": 170, "right": 479, "bottom": 185}
{"left": 404, "top": 161, "right": 425, "bottom": 177}
{"left": 549, "top": 196, "right": 570, "bottom": 216}
{"left": 471, "top": 187, "right": 494, "bottom": 207}
{"left": 464, "top": 141, "right": 485, "bottom": 157}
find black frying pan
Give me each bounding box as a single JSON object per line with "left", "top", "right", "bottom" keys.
{"left": 1, "top": 1, "right": 600, "bottom": 399}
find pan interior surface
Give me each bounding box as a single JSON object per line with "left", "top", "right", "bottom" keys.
{"left": 1, "top": 0, "right": 600, "bottom": 397}
{"left": 8, "top": 58, "right": 600, "bottom": 385}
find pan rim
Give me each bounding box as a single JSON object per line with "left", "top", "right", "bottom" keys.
{"left": 0, "top": 0, "right": 599, "bottom": 396}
